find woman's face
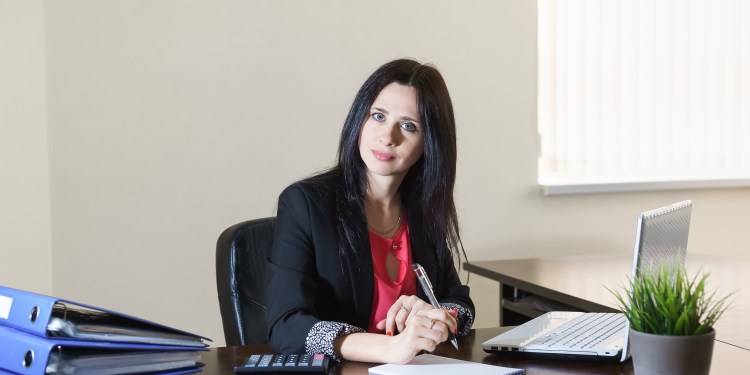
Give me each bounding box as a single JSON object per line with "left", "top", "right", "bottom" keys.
{"left": 359, "top": 82, "right": 425, "bottom": 180}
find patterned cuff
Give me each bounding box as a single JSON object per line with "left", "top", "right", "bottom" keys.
{"left": 440, "top": 302, "right": 474, "bottom": 337}
{"left": 305, "top": 321, "right": 365, "bottom": 362}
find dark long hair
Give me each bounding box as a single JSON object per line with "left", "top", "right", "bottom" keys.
{"left": 309, "top": 59, "right": 463, "bottom": 269}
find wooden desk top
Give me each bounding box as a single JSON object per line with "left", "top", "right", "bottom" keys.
{"left": 465, "top": 253, "right": 750, "bottom": 350}
{"left": 201, "top": 327, "right": 749, "bottom": 374}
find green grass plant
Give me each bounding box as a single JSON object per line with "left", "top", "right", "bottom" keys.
{"left": 609, "top": 265, "right": 732, "bottom": 336}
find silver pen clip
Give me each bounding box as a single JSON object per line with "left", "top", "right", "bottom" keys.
{"left": 413, "top": 263, "right": 433, "bottom": 290}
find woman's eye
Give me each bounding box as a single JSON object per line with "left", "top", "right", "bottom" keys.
{"left": 372, "top": 112, "right": 385, "bottom": 121}
{"left": 401, "top": 122, "right": 418, "bottom": 132}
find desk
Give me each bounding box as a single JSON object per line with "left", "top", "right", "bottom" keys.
{"left": 201, "top": 327, "right": 750, "bottom": 374}
{"left": 464, "top": 253, "right": 750, "bottom": 351}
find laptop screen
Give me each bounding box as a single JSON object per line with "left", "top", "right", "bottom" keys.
{"left": 631, "top": 200, "right": 692, "bottom": 277}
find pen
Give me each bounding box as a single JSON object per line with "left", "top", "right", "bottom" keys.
{"left": 412, "top": 263, "right": 459, "bottom": 350}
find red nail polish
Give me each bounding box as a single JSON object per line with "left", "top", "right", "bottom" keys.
{"left": 454, "top": 328, "right": 458, "bottom": 334}
{"left": 386, "top": 331, "right": 392, "bottom": 336}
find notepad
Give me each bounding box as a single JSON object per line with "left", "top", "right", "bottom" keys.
{"left": 368, "top": 354, "right": 524, "bottom": 375}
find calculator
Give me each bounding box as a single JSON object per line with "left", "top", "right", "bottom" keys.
{"left": 234, "top": 353, "right": 331, "bottom": 373}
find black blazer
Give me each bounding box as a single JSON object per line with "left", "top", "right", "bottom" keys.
{"left": 266, "top": 176, "right": 474, "bottom": 354}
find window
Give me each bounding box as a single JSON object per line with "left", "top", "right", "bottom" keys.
{"left": 538, "top": 0, "right": 750, "bottom": 195}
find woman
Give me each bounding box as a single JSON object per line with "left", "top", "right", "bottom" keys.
{"left": 266, "top": 59, "right": 474, "bottom": 364}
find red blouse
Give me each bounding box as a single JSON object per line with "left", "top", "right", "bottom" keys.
{"left": 367, "top": 214, "right": 417, "bottom": 333}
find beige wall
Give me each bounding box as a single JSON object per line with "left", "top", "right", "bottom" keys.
{"left": 3, "top": 0, "right": 748, "bottom": 347}
{"left": 0, "top": 0, "right": 52, "bottom": 294}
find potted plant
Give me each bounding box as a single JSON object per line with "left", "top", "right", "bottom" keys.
{"left": 610, "top": 265, "right": 733, "bottom": 375}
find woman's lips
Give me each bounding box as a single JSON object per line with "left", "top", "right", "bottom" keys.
{"left": 372, "top": 150, "right": 395, "bottom": 161}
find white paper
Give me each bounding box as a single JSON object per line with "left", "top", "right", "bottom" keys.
{"left": 0, "top": 294, "right": 12, "bottom": 319}
{"left": 368, "top": 354, "right": 524, "bottom": 375}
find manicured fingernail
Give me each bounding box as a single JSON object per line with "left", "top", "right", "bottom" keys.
{"left": 449, "top": 309, "right": 458, "bottom": 317}
{"left": 386, "top": 331, "right": 392, "bottom": 336}
{"left": 454, "top": 328, "right": 458, "bottom": 334}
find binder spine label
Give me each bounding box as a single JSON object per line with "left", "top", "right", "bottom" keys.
{"left": 0, "top": 294, "right": 11, "bottom": 319}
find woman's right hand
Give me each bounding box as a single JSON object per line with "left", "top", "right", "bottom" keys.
{"left": 376, "top": 295, "right": 458, "bottom": 337}
{"left": 382, "top": 309, "right": 456, "bottom": 364}
{"left": 335, "top": 303, "right": 458, "bottom": 364}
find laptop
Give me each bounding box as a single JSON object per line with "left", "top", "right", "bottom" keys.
{"left": 481, "top": 200, "right": 693, "bottom": 362}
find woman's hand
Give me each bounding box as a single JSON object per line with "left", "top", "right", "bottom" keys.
{"left": 376, "top": 295, "right": 428, "bottom": 335}
{"left": 335, "top": 304, "right": 459, "bottom": 364}
{"left": 382, "top": 309, "right": 459, "bottom": 364}
{"left": 373, "top": 295, "right": 459, "bottom": 363}
{"left": 376, "top": 295, "right": 458, "bottom": 336}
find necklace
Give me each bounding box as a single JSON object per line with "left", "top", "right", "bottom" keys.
{"left": 368, "top": 206, "right": 402, "bottom": 236}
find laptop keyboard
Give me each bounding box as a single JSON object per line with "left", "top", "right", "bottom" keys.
{"left": 529, "top": 313, "right": 627, "bottom": 349}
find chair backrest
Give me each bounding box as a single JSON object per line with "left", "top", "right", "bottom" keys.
{"left": 215, "top": 217, "right": 276, "bottom": 346}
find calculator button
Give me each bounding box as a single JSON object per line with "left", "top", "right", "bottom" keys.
{"left": 257, "top": 354, "right": 273, "bottom": 367}
{"left": 285, "top": 354, "right": 299, "bottom": 366}
{"left": 272, "top": 355, "right": 286, "bottom": 366}
{"left": 244, "top": 354, "right": 261, "bottom": 367}
{"left": 311, "top": 353, "right": 325, "bottom": 367}
{"left": 298, "top": 354, "right": 311, "bottom": 366}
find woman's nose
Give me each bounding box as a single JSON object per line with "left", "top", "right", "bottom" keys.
{"left": 379, "top": 123, "right": 400, "bottom": 146}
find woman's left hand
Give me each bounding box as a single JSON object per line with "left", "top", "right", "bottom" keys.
{"left": 375, "top": 295, "right": 457, "bottom": 337}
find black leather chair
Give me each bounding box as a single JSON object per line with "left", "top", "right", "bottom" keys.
{"left": 215, "top": 217, "right": 276, "bottom": 346}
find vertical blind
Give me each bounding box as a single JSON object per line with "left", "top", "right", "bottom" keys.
{"left": 538, "top": 0, "right": 750, "bottom": 186}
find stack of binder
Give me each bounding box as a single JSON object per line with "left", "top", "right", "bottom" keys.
{"left": 0, "top": 285, "right": 210, "bottom": 374}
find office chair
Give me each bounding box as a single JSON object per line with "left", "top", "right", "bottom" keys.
{"left": 215, "top": 217, "right": 276, "bottom": 346}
